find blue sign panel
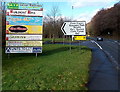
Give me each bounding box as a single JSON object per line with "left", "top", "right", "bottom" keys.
{"left": 5, "top": 47, "right": 42, "bottom": 53}
{"left": 6, "top": 16, "right": 43, "bottom": 26}
{"left": 33, "top": 47, "right": 42, "bottom": 53}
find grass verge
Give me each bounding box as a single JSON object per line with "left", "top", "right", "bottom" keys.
{"left": 43, "top": 38, "right": 90, "bottom": 43}
{"left": 2, "top": 44, "right": 91, "bottom": 90}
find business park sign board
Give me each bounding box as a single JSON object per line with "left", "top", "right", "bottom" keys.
{"left": 6, "top": 2, "right": 43, "bottom": 53}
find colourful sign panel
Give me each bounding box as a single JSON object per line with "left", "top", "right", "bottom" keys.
{"left": 7, "top": 3, "right": 19, "bottom": 9}
{"left": 6, "top": 25, "right": 43, "bottom": 34}
{"left": 7, "top": 2, "right": 43, "bottom": 10}
{"left": 6, "top": 41, "right": 42, "bottom": 46}
{"left": 6, "top": 2, "right": 43, "bottom": 53}
{"left": 6, "top": 16, "right": 43, "bottom": 26}
{"left": 6, "top": 47, "right": 42, "bottom": 53}
{"left": 74, "top": 36, "right": 86, "bottom": 40}
{"left": 6, "top": 34, "right": 42, "bottom": 40}
{"left": 6, "top": 10, "right": 43, "bottom": 16}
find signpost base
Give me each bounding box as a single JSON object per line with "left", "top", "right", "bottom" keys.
{"left": 69, "top": 36, "right": 71, "bottom": 54}
{"left": 36, "top": 53, "right": 37, "bottom": 58}
{"left": 8, "top": 53, "right": 10, "bottom": 59}
{"left": 79, "top": 41, "right": 81, "bottom": 53}
{"left": 63, "top": 35, "right": 65, "bottom": 45}
{"left": 72, "top": 35, "right": 74, "bottom": 41}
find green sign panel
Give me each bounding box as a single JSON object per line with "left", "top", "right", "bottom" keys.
{"left": 7, "top": 2, "right": 43, "bottom": 10}
{"left": 7, "top": 3, "right": 19, "bottom": 9}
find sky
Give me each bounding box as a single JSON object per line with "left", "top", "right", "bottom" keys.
{"left": 2, "top": 0, "right": 119, "bottom": 23}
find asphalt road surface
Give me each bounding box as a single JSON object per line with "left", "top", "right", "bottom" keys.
{"left": 72, "top": 38, "right": 119, "bottom": 90}
{"left": 52, "top": 37, "right": 119, "bottom": 90}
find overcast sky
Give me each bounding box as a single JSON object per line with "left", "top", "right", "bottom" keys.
{"left": 3, "top": 0, "right": 119, "bottom": 23}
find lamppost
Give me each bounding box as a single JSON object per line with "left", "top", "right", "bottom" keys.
{"left": 72, "top": 5, "right": 74, "bottom": 41}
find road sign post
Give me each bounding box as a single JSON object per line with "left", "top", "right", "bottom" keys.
{"left": 72, "top": 35, "right": 74, "bottom": 41}
{"left": 8, "top": 53, "right": 10, "bottom": 59}
{"left": 36, "top": 53, "right": 38, "bottom": 58}
{"left": 69, "top": 35, "right": 72, "bottom": 54}
{"left": 63, "top": 35, "right": 65, "bottom": 45}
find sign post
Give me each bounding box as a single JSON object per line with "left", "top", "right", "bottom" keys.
{"left": 63, "top": 35, "right": 65, "bottom": 45}
{"left": 36, "top": 53, "right": 38, "bottom": 58}
{"left": 69, "top": 35, "right": 72, "bottom": 53}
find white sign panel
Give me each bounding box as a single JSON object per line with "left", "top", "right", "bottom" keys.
{"left": 6, "top": 35, "right": 42, "bottom": 40}
{"left": 6, "top": 10, "right": 43, "bottom": 16}
{"left": 6, "top": 41, "right": 42, "bottom": 46}
{"left": 6, "top": 47, "right": 42, "bottom": 53}
{"left": 61, "top": 21, "right": 86, "bottom": 35}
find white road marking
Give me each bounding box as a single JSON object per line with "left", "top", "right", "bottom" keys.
{"left": 114, "top": 41, "right": 120, "bottom": 45}
{"left": 104, "top": 50, "right": 120, "bottom": 70}
{"left": 91, "top": 40, "right": 94, "bottom": 43}
{"left": 91, "top": 40, "right": 119, "bottom": 70}
{"left": 112, "top": 42, "right": 115, "bottom": 44}
{"left": 91, "top": 40, "right": 103, "bottom": 50}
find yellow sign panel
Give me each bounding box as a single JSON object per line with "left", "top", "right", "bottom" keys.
{"left": 74, "top": 36, "right": 86, "bottom": 40}
{"left": 6, "top": 41, "right": 42, "bottom": 46}
{"left": 6, "top": 25, "right": 43, "bottom": 34}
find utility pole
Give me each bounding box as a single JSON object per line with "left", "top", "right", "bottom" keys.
{"left": 72, "top": 5, "right": 74, "bottom": 41}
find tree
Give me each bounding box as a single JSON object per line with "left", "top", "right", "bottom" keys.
{"left": 46, "top": 5, "right": 61, "bottom": 38}
{"left": 43, "top": 6, "right": 73, "bottom": 39}
{"left": 88, "top": 1, "right": 120, "bottom": 39}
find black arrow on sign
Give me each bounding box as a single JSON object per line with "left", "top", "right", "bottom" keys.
{"left": 61, "top": 23, "right": 66, "bottom": 35}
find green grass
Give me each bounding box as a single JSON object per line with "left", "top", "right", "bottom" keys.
{"left": 2, "top": 44, "right": 91, "bottom": 90}
{"left": 43, "top": 38, "right": 71, "bottom": 43}
{"left": 43, "top": 38, "right": 90, "bottom": 43}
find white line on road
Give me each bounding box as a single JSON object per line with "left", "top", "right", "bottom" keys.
{"left": 104, "top": 50, "right": 120, "bottom": 70}
{"left": 91, "top": 40, "right": 94, "bottom": 43}
{"left": 91, "top": 40, "right": 119, "bottom": 70}
{"left": 91, "top": 40, "right": 103, "bottom": 50}
{"left": 114, "top": 41, "right": 120, "bottom": 46}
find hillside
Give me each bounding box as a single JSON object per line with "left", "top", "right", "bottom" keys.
{"left": 87, "top": 2, "right": 120, "bottom": 40}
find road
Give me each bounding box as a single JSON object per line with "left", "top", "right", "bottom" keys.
{"left": 72, "top": 38, "right": 119, "bottom": 90}
{"left": 51, "top": 37, "right": 119, "bottom": 90}
{"left": 98, "top": 39, "right": 119, "bottom": 67}
{"left": 82, "top": 38, "right": 119, "bottom": 69}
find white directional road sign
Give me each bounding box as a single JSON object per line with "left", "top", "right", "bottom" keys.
{"left": 61, "top": 21, "right": 86, "bottom": 35}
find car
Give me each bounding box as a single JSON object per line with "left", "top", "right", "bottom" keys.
{"left": 97, "top": 37, "right": 103, "bottom": 41}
